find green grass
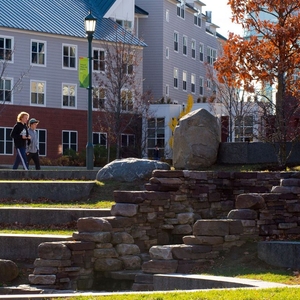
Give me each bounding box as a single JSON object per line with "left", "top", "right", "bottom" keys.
{"left": 51, "top": 287, "right": 300, "bottom": 300}
{"left": 0, "top": 179, "right": 145, "bottom": 209}
{"left": 197, "top": 242, "right": 300, "bottom": 285}
{"left": 0, "top": 228, "right": 74, "bottom": 235}
{"left": 0, "top": 201, "right": 114, "bottom": 209}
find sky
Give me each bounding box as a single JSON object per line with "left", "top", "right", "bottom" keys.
{"left": 204, "top": 0, "right": 243, "bottom": 37}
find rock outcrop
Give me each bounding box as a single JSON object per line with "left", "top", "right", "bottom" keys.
{"left": 173, "top": 108, "right": 220, "bottom": 169}
{"left": 97, "top": 158, "right": 170, "bottom": 182}
{"left": 0, "top": 259, "right": 19, "bottom": 283}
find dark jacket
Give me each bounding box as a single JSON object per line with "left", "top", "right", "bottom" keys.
{"left": 10, "top": 122, "right": 30, "bottom": 148}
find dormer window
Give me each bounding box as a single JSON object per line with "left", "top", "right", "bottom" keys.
{"left": 194, "top": 11, "right": 202, "bottom": 27}
{"left": 177, "top": 1, "right": 185, "bottom": 19}
{"left": 116, "top": 19, "right": 132, "bottom": 31}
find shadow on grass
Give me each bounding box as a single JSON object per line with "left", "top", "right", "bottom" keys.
{"left": 195, "top": 241, "right": 300, "bottom": 285}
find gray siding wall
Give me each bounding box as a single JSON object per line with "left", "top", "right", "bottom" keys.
{"left": 136, "top": 0, "right": 165, "bottom": 98}
{"left": 136, "top": 0, "right": 220, "bottom": 104}
{"left": 2, "top": 29, "right": 143, "bottom": 111}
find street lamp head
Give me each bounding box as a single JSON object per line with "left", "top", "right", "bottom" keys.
{"left": 84, "top": 10, "right": 97, "bottom": 34}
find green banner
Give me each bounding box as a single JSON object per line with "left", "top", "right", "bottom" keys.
{"left": 79, "top": 57, "right": 89, "bottom": 88}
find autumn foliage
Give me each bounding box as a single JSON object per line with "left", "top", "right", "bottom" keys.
{"left": 216, "top": 1, "right": 300, "bottom": 97}
{"left": 215, "top": 0, "right": 300, "bottom": 167}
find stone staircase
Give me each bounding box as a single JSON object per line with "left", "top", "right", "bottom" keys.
{"left": 0, "top": 208, "right": 111, "bottom": 260}
{"left": 2, "top": 169, "right": 300, "bottom": 294}
{"left": 0, "top": 169, "right": 111, "bottom": 260}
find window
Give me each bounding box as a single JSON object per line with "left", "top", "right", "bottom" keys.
{"left": 194, "top": 11, "right": 202, "bottom": 27}
{"left": 199, "top": 76, "right": 204, "bottom": 95}
{"left": 174, "top": 68, "right": 178, "bottom": 88}
{"left": 182, "top": 71, "right": 187, "bottom": 91}
{"left": 199, "top": 43, "right": 204, "bottom": 62}
{"left": 207, "top": 79, "right": 212, "bottom": 90}
{"left": 31, "top": 81, "right": 45, "bottom": 105}
{"left": 147, "top": 118, "right": 165, "bottom": 158}
{"left": 31, "top": 40, "right": 46, "bottom": 65}
{"left": 93, "top": 87, "right": 105, "bottom": 109}
{"left": 0, "top": 36, "right": 13, "bottom": 61}
{"left": 191, "top": 39, "right": 196, "bottom": 59}
{"left": 93, "top": 132, "right": 107, "bottom": 147}
{"left": 93, "top": 48, "right": 105, "bottom": 72}
{"left": 122, "top": 53, "right": 134, "bottom": 75}
{"left": 183, "top": 36, "right": 187, "bottom": 56}
{"left": 116, "top": 19, "right": 132, "bottom": 31}
{"left": 36, "top": 129, "right": 47, "bottom": 156}
{"left": 191, "top": 74, "right": 195, "bottom": 94}
{"left": 63, "top": 44, "right": 77, "bottom": 69}
{"left": 166, "top": 9, "right": 169, "bottom": 22}
{"left": 166, "top": 47, "right": 169, "bottom": 59}
{"left": 121, "top": 90, "right": 133, "bottom": 111}
{"left": 235, "top": 116, "right": 253, "bottom": 142}
{"left": 174, "top": 32, "right": 179, "bottom": 52}
{"left": 177, "top": 2, "right": 185, "bottom": 19}
{"left": 207, "top": 47, "right": 217, "bottom": 65}
{"left": 121, "top": 134, "right": 135, "bottom": 147}
{"left": 0, "top": 78, "right": 12, "bottom": 102}
{"left": 0, "top": 127, "right": 13, "bottom": 154}
{"left": 62, "top": 84, "right": 76, "bottom": 108}
{"left": 165, "top": 84, "right": 169, "bottom": 96}
{"left": 62, "top": 131, "right": 77, "bottom": 153}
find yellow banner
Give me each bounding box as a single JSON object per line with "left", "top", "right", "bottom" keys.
{"left": 79, "top": 57, "right": 89, "bottom": 88}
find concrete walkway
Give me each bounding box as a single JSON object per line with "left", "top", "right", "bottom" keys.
{"left": 0, "top": 276, "right": 295, "bottom": 298}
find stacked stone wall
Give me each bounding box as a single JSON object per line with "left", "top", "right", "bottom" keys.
{"left": 109, "top": 170, "right": 284, "bottom": 251}
{"left": 28, "top": 170, "right": 300, "bottom": 291}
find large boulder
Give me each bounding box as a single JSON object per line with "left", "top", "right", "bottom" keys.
{"left": 0, "top": 259, "right": 19, "bottom": 282}
{"left": 173, "top": 108, "right": 220, "bottom": 169}
{"left": 96, "top": 158, "right": 170, "bottom": 182}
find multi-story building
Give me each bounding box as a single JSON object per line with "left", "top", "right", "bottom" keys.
{"left": 136, "top": 0, "right": 221, "bottom": 105}
{"left": 0, "top": 0, "right": 229, "bottom": 165}
{"left": 135, "top": 0, "right": 225, "bottom": 158}
{"left": 0, "top": 0, "right": 146, "bottom": 166}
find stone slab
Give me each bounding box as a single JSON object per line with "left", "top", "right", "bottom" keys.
{"left": 0, "top": 169, "right": 99, "bottom": 180}
{"left": 153, "top": 273, "right": 288, "bottom": 291}
{"left": 0, "top": 234, "right": 72, "bottom": 260}
{"left": 0, "top": 181, "right": 95, "bottom": 202}
{"left": 0, "top": 208, "right": 110, "bottom": 225}
{"left": 258, "top": 241, "right": 300, "bottom": 268}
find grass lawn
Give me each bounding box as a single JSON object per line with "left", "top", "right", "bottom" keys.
{"left": 0, "top": 179, "right": 146, "bottom": 209}
{"left": 45, "top": 287, "right": 300, "bottom": 299}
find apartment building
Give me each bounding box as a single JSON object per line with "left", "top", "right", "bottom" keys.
{"left": 0, "top": 0, "right": 230, "bottom": 165}
{"left": 136, "top": 0, "right": 222, "bottom": 105}
{"left": 0, "top": 0, "right": 146, "bottom": 166}
{"left": 135, "top": 0, "right": 225, "bottom": 158}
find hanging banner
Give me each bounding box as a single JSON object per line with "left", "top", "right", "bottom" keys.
{"left": 79, "top": 57, "right": 89, "bottom": 88}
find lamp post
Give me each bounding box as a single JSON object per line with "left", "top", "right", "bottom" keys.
{"left": 84, "top": 11, "right": 97, "bottom": 170}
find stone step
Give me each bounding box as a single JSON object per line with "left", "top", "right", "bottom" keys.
{"left": 0, "top": 207, "right": 111, "bottom": 226}
{"left": 0, "top": 234, "right": 73, "bottom": 260}
{"left": 0, "top": 181, "right": 95, "bottom": 202}
{"left": 152, "top": 274, "right": 287, "bottom": 291}
{"left": 258, "top": 241, "right": 300, "bottom": 269}
{"left": 0, "top": 169, "right": 99, "bottom": 180}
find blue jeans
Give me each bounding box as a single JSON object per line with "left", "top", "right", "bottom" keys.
{"left": 13, "top": 147, "right": 29, "bottom": 170}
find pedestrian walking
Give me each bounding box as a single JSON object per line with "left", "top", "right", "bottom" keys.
{"left": 10, "top": 111, "right": 31, "bottom": 170}
{"left": 154, "top": 145, "right": 160, "bottom": 160}
{"left": 26, "top": 118, "right": 41, "bottom": 170}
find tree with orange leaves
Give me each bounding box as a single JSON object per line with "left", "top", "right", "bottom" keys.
{"left": 215, "top": 0, "right": 300, "bottom": 168}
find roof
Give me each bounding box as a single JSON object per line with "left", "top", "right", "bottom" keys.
{"left": 135, "top": 5, "right": 149, "bottom": 16}
{"left": 0, "top": 0, "right": 146, "bottom": 47}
